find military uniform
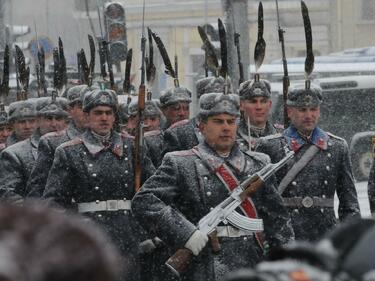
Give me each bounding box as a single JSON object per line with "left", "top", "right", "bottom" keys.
{"left": 43, "top": 89, "right": 155, "bottom": 281}
{"left": 132, "top": 92, "right": 294, "bottom": 281}
{"left": 0, "top": 129, "right": 41, "bottom": 201}
{"left": 256, "top": 84, "right": 360, "bottom": 242}
{"left": 26, "top": 85, "right": 92, "bottom": 198}
{"left": 26, "top": 122, "right": 83, "bottom": 197}
{"left": 237, "top": 120, "right": 281, "bottom": 152}
{"left": 43, "top": 130, "right": 154, "bottom": 281}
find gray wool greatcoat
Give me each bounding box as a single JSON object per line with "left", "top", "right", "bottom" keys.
{"left": 132, "top": 141, "right": 294, "bottom": 281}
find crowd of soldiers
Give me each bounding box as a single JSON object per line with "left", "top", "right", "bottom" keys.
{"left": 0, "top": 61, "right": 372, "bottom": 281}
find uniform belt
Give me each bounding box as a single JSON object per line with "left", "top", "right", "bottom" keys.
{"left": 282, "top": 196, "right": 334, "bottom": 208}
{"left": 216, "top": 226, "right": 256, "bottom": 238}
{"left": 77, "top": 200, "right": 131, "bottom": 213}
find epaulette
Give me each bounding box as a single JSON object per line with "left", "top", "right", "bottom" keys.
{"left": 167, "top": 149, "right": 195, "bottom": 157}
{"left": 262, "top": 133, "right": 283, "bottom": 140}
{"left": 43, "top": 129, "right": 66, "bottom": 139}
{"left": 60, "top": 137, "right": 83, "bottom": 148}
{"left": 327, "top": 132, "right": 345, "bottom": 142}
{"left": 120, "top": 131, "right": 135, "bottom": 140}
{"left": 144, "top": 129, "right": 162, "bottom": 137}
{"left": 244, "top": 150, "right": 271, "bottom": 165}
{"left": 273, "top": 123, "right": 284, "bottom": 131}
{"left": 168, "top": 119, "right": 190, "bottom": 130}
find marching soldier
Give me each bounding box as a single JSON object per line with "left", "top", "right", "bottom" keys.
{"left": 6, "top": 100, "right": 38, "bottom": 146}
{"left": 132, "top": 91, "right": 294, "bottom": 281}
{"left": 0, "top": 111, "right": 12, "bottom": 151}
{"left": 159, "top": 86, "right": 191, "bottom": 130}
{"left": 237, "top": 78, "right": 282, "bottom": 152}
{"left": 0, "top": 97, "right": 69, "bottom": 202}
{"left": 256, "top": 84, "right": 361, "bottom": 242}
{"left": 162, "top": 76, "right": 228, "bottom": 157}
{"left": 43, "top": 89, "right": 155, "bottom": 281}
{"left": 26, "top": 85, "right": 93, "bottom": 197}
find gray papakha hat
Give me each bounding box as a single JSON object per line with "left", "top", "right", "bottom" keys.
{"left": 37, "top": 97, "right": 69, "bottom": 118}
{"left": 238, "top": 78, "right": 271, "bottom": 100}
{"left": 287, "top": 84, "right": 323, "bottom": 108}
{"left": 198, "top": 92, "right": 240, "bottom": 120}
{"left": 159, "top": 86, "right": 192, "bottom": 108}
{"left": 128, "top": 100, "right": 162, "bottom": 118}
{"left": 8, "top": 100, "right": 37, "bottom": 122}
{"left": 196, "top": 76, "right": 232, "bottom": 99}
{"left": 83, "top": 89, "right": 118, "bottom": 113}
{"left": 66, "top": 85, "right": 89, "bottom": 105}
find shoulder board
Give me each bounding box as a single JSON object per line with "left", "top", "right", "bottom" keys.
{"left": 60, "top": 137, "right": 83, "bottom": 148}
{"left": 168, "top": 119, "right": 190, "bottom": 130}
{"left": 120, "top": 132, "right": 135, "bottom": 140}
{"left": 42, "top": 129, "right": 66, "bottom": 139}
{"left": 244, "top": 150, "right": 271, "bottom": 165}
{"left": 167, "top": 149, "right": 195, "bottom": 157}
{"left": 262, "top": 133, "right": 283, "bottom": 140}
{"left": 327, "top": 132, "right": 345, "bottom": 142}
{"left": 144, "top": 130, "right": 162, "bottom": 137}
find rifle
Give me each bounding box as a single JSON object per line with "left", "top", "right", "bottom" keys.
{"left": 275, "top": 0, "right": 290, "bottom": 127}
{"left": 165, "top": 150, "right": 295, "bottom": 276}
{"left": 134, "top": 0, "right": 147, "bottom": 192}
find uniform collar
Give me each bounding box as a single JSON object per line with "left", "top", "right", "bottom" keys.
{"left": 30, "top": 129, "right": 42, "bottom": 148}
{"left": 283, "top": 126, "right": 328, "bottom": 152}
{"left": 196, "top": 141, "right": 245, "bottom": 173}
{"left": 82, "top": 130, "right": 124, "bottom": 157}
{"left": 67, "top": 121, "right": 84, "bottom": 139}
{"left": 239, "top": 119, "right": 276, "bottom": 138}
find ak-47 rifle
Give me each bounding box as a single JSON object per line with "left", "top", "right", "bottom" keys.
{"left": 275, "top": 0, "right": 289, "bottom": 127}
{"left": 134, "top": 0, "right": 147, "bottom": 192}
{"left": 301, "top": 1, "right": 314, "bottom": 89}
{"left": 166, "top": 151, "right": 295, "bottom": 276}
{"left": 15, "top": 45, "right": 30, "bottom": 101}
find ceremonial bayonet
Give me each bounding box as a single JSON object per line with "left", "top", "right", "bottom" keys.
{"left": 166, "top": 151, "right": 295, "bottom": 276}
{"left": 301, "top": 1, "right": 314, "bottom": 89}
{"left": 198, "top": 25, "right": 219, "bottom": 76}
{"left": 58, "top": 37, "right": 67, "bottom": 93}
{"left": 151, "top": 30, "right": 179, "bottom": 87}
{"left": 146, "top": 27, "right": 156, "bottom": 87}
{"left": 15, "top": 45, "right": 30, "bottom": 100}
{"left": 231, "top": 12, "right": 244, "bottom": 85}
{"left": 218, "top": 18, "right": 227, "bottom": 78}
{"left": 254, "top": 2, "right": 266, "bottom": 72}
{"left": 123, "top": 48, "right": 132, "bottom": 95}
{"left": 88, "top": 34, "right": 96, "bottom": 86}
{"left": 0, "top": 45, "right": 9, "bottom": 110}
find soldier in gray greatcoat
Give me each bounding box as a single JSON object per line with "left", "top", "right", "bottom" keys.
{"left": 132, "top": 91, "right": 294, "bottom": 281}
{"left": 162, "top": 76, "right": 229, "bottom": 158}
{"left": 237, "top": 78, "right": 282, "bottom": 152}
{"left": 6, "top": 100, "right": 38, "bottom": 146}
{"left": 26, "top": 85, "right": 95, "bottom": 198}
{"left": 43, "top": 89, "right": 155, "bottom": 281}
{"left": 0, "top": 97, "right": 69, "bottom": 202}
{"left": 256, "top": 84, "right": 361, "bottom": 242}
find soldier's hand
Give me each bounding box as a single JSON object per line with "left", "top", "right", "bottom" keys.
{"left": 184, "top": 230, "right": 208, "bottom": 256}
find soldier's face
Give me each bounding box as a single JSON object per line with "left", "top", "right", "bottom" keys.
{"left": 287, "top": 106, "right": 320, "bottom": 134}
{"left": 12, "top": 118, "right": 37, "bottom": 140}
{"left": 162, "top": 102, "right": 190, "bottom": 126}
{"left": 0, "top": 125, "right": 12, "bottom": 143}
{"left": 68, "top": 102, "right": 88, "bottom": 129}
{"left": 240, "top": 97, "right": 272, "bottom": 127}
{"left": 144, "top": 116, "right": 160, "bottom": 132}
{"left": 199, "top": 114, "right": 238, "bottom": 154}
{"left": 39, "top": 116, "right": 68, "bottom": 135}
{"left": 87, "top": 106, "right": 115, "bottom": 136}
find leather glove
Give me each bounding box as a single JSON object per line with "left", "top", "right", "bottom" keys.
{"left": 184, "top": 230, "right": 208, "bottom": 256}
